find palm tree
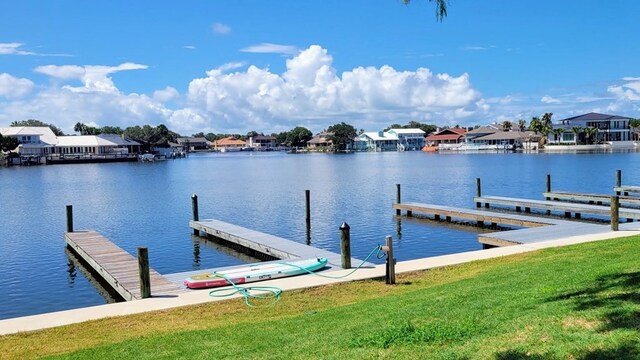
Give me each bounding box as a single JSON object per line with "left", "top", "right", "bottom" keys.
{"left": 529, "top": 117, "right": 542, "bottom": 135}
{"left": 74, "top": 122, "right": 86, "bottom": 135}
{"left": 571, "top": 126, "right": 583, "bottom": 145}
{"left": 552, "top": 128, "right": 564, "bottom": 143}
{"left": 541, "top": 112, "right": 553, "bottom": 129}
{"left": 501, "top": 120, "right": 513, "bottom": 132}
{"left": 584, "top": 127, "right": 598, "bottom": 144}
{"left": 517, "top": 119, "right": 527, "bottom": 132}
{"left": 402, "top": 0, "right": 448, "bottom": 21}
{"left": 629, "top": 119, "right": 640, "bottom": 141}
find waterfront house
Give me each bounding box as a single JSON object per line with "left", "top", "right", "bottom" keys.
{"left": 54, "top": 134, "right": 141, "bottom": 156}
{"left": 212, "top": 136, "right": 247, "bottom": 151}
{"left": 425, "top": 128, "right": 467, "bottom": 146}
{"left": 385, "top": 128, "right": 426, "bottom": 151}
{"left": 177, "top": 137, "right": 209, "bottom": 151}
{"left": 0, "top": 126, "right": 57, "bottom": 156}
{"left": 306, "top": 132, "right": 334, "bottom": 149}
{"left": 248, "top": 135, "right": 277, "bottom": 150}
{"left": 353, "top": 131, "right": 399, "bottom": 151}
{"left": 548, "top": 112, "right": 633, "bottom": 145}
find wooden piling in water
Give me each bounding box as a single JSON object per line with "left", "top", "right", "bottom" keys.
{"left": 476, "top": 178, "right": 482, "bottom": 208}
{"left": 616, "top": 170, "right": 622, "bottom": 195}
{"left": 396, "top": 184, "right": 401, "bottom": 215}
{"left": 191, "top": 194, "right": 199, "bottom": 236}
{"left": 340, "top": 222, "right": 351, "bottom": 269}
{"left": 611, "top": 195, "right": 620, "bottom": 231}
{"left": 305, "top": 189, "right": 311, "bottom": 232}
{"left": 66, "top": 205, "right": 73, "bottom": 233}
{"left": 545, "top": 174, "right": 552, "bottom": 214}
{"left": 137, "top": 247, "right": 151, "bottom": 299}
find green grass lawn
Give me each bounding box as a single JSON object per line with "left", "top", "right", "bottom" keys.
{"left": 2, "top": 236, "right": 640, "bottom": 359}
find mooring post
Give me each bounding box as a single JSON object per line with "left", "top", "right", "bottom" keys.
{"left": 396, "top": 184, "right": 401, "bottom": 215}
{"left": 191, "top": 194, "right": 199, "bottom": 236}
{"left": 137, "top": 247, "right": 151, "bottom": 299}
{"left": 476, "top": 178, "right": 482, "bottom": 208}
{"left": 545, "top": 174, "right": 552, "bottom": 215}
{"left": 66, "top": 205, "right": 73, "bottom": 233}
{"left": 383, "top": 235, "right": 396, "bottom": 285}
{"left": 305, "top": 189, "right": 311, "bottom": 228}
{"left": 611, "top": 195, "right": 620, "bottom": 231}
{"left": 616, "top": 169, "right": 622, "bottom": 195}
{"left": 340, "top": 222, "right": 351, "bottom": 269}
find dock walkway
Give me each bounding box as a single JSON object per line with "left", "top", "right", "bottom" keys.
{"left": 615, "top": 185, "right": 640, "bottom": 196}
{"left": 543, "top": 191, "right": 640, "bottom": 207}
{"left": 65, "top": 231, "right": 185, "bottom": 301}
{"left": 473, "top": 195, "right": 640, "bottom": 220}
{"left": 189, "top": 219, "right": 367, "bottom": 268}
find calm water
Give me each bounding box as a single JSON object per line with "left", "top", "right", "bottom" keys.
{"left": 1, "top": 150, "right": 639, "bottom": 320}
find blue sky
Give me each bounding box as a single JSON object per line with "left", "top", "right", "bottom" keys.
{"left": 1, "top": 0, "right": 639, "bottom": 135}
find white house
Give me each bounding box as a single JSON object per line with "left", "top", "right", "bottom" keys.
{"left": 54, "top": 134, "right": 140, "bottom": 155}
{"left": 0, "top": 126, "right": 57, "bottom": 155}
{"left": 386, "top": 128, "right": 426, "bottom": 151}
{"left": 353, "top": 131, "right": 399, "bottom": 151}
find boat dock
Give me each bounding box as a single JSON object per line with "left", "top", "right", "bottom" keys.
{"left": 543, "top": 191, "right": 640, "bottom": 207}
{"left": 65, "top": 231, "right": 185, "bottom": 301}
{"left": 473, "top": 195, "right": 640, "bottom": 220}
{"left": 189, "top": 219, "right": 366, "bottom": 268}
{"left": 615, "top": 185, "right": 640, "bottom": 196}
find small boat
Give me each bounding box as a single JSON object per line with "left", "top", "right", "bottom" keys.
{"left": 184, "top": 257, "right": 328, "bottom": 289}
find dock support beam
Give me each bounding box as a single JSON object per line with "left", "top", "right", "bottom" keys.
{"left": 137, "top": 247, "right": 151, "bottom": 299}
{"left": 476, "top": 178, "right": 482, "bottom": 208}
{"left": 396, "top": 184, "right": 401, "bottom": 215}
{"left": 191, "top": 194, "right": 199, "bottom": 236}
{"left": 382, "top": 235, "right": 395, "bottom": 285}
{"left": 616, "top": 170, "right": 622, "bottom": 195}
{"left": 340, "top": 222, "right": 351, "bottom": 269}
{"left": 611, "top": 196, "right": 620, "bottom": 231}
{"left": 66, "top": 205, "right": 73, "bottom": 233}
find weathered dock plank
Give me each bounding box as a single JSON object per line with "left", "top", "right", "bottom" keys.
{"left": 478, "top": 222, "right": 612, "bottom": 247}
{"left": 615, "top": 186, "right": 640, "bottom": 196}
{"left": 392, "top": 202, "right": 569, "bottom": 227}
{"left": 543, "top": 191, "right": 640, "bottom": 207}
{"left": 473, "top": 195, "right": 640, "bottom": 220}
{"left": 190, "top": 219, "right": 366, "bottom": 268}
{"left": 65, "top": 231, "right": 185, "bottom": 301}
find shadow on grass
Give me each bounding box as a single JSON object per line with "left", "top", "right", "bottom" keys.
{"left": 548, "top": 271, "right": 640, "bottom": 332}
{"left": 494, "top": 340, "right": 640, "bottom": 360}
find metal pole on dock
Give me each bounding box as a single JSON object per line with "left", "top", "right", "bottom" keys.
{"left": 66, "top": 205, "right": 73, "bottom": 233}
{"left": 611, "top": 196, "right": 620, "bottom": 231}
{"left": 340, "top": 222, "right": 351, "bottom": 269}
{"left": 137, "top": 247, "right": 151, "bottom": 299}
{"left": 396, "top": 184, "right": 401, "bottom": 215}
{"left": 191, "top": 194, "right": 199, "bottom": 236}
{"left": 383, "top": 235, "right": 396, "bottom": 285}
{"left": 476, "top": 178, "right": 481, "bottom": 208}
{"left": 616, "top": 170, "right": 622, "bottom": 195}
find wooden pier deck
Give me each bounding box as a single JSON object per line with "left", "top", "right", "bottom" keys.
{"left": 65, "top": 231, "right": 186, "bottom": 301}
{"left": 392, "top": 202, "right": 570, "bottom": 227}
{"left": 190, "top": 219, "right": 368, "bottom": 268}
{"left": 615, "top": 185, "right": 640, "bottom": 196}
{"left": 477, "top": 222, "right": 612, "bottom": 247}
{"left": 543, "top": 191, "right": 640, "bottom": 207}
{"left": 473, "top": 195, "right": 640, "bottom": 220}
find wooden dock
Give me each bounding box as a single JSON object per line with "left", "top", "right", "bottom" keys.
{"left": 615, "top": 185, "right": 640, "bottom": 196}
{"left": 477, "top": 222, "right": 612, "bottom": 247}
{"left": 543, "top": 191, "right": 640, "bottom": 207}
{"left": 392, "top": 202, "right": 570, "bottom": 227}
{"left": 65, "top": 231, "right": 185, "bottom": 301}
{"left": 190, "top": 219, "right": 368, "bottom": 268}
{"left": 473, "top": 195, "right": 640, "bottom": 220}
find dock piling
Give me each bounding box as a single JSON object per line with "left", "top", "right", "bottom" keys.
{"left": 191, "top": 194, "right": 199, "bottom": 236}
{"left": 616, "top": 170, "right": 622, "bottom": 195}
{"left": 476, "top": 178, "right": 482, "bottom": 208}
{"left": 305, "top": 189, "right": 311, "bottom": 228}
{"left": 340, "top": 222, "right": 351, "bottom": 269}
{"left": 396, "top": 184, "right": 401, "bottom": 215}
{"left": 382, "top": 235, "right": 396, "bottom": 285}
{"left": 611, "top": 196, "right": 620, "bottom": 231}
{"left": 137, "top": 247, "right": 151, "bottom": 299}
{"left": 66, "top": 205, "right": 73, "bottom": 233}
{"left": 545, "top": 174, "right": 551, "bottom": 214}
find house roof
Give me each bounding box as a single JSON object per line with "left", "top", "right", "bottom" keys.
{"left": 307, "top": 133, "right": 333, "bottom": 144}
{"left": 177, "top": 137, "right": 208, "bottom": 143}
{"left": 559, "top": 112, "right": 631, "bottom": 122}
{"left": 425, "top": 134, "right": 463, "bottom": 141}
{"left": 387, "top": 128, "right": 426, "bottom": 135}
{"left": 465, "top": 126, "right": 500, "bottom": 135}
{"left": 0, "top": 126, "right": 58, "bottom": 145}
{"left": 56, "top": 135, "right": 140, "bottom": 147}
{"left": 360, "top": 132, "right": 399, "bottom": 141}
{"left": 473, "top": 131, "right": 538, "bottom": 141}
{"left": 213, "top": 137, "right": 247, "bottom": 146}
{"left": 251, "top": 135, "right": 276, "bottom": 141}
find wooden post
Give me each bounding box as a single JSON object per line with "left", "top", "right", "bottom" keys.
{"left": 611, "top": 196, "right": 619, "bottom": 231}
{"left": 396, "top": 184, "right": 401, "bottom": 215}
{"left": 476, "top": 178, "right": 481, "bottom": 208}
{"left": 191, "top": 194, "right": 199, "bottom": 236}
{"left": 66, "top": 205, "right": 73, "bottom": 233}
{"left": 340, "top": 222, "right": 351, "bottom": 269}
{"left": 305, "top": 189, "right": 311, "bottom": 228}
{"left": 545, "top": 174, "right": 552, "bottom": 215}
{"left": 137, "top": 247, "right": 151, "bottom": 299}
{"left": 384, "top": 235, "right": 395, "bottom": 285}
{"left": 616, "top": 170, "right": 622, "bottom": 195}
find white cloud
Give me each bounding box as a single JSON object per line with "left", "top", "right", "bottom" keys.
{"left": 0, "top": 73, "right": 34, "bottom": 98}
{"left": 153, "top": 86, "right": 180, "bottom": 102}
{"left": 241, "top": 43, "right": 298, "bottom": 55}
{"left": 0, "top": 42, "right": 36, "bottom": 55}
{"left": 212, "top": 22, "right": 231, "bottom": 35}
{"left": 541, "top": 95, "right": 561, "bottom": 104}
{"left": 183, "top": 45, "right": 196, "bottom": 50}
{"left": 35, "top": 62, "right": 148, "bottom": 93}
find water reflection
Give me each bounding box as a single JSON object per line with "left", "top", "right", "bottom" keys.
{"left": 64, "top": 248, "right": 121, "bottom": 303}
